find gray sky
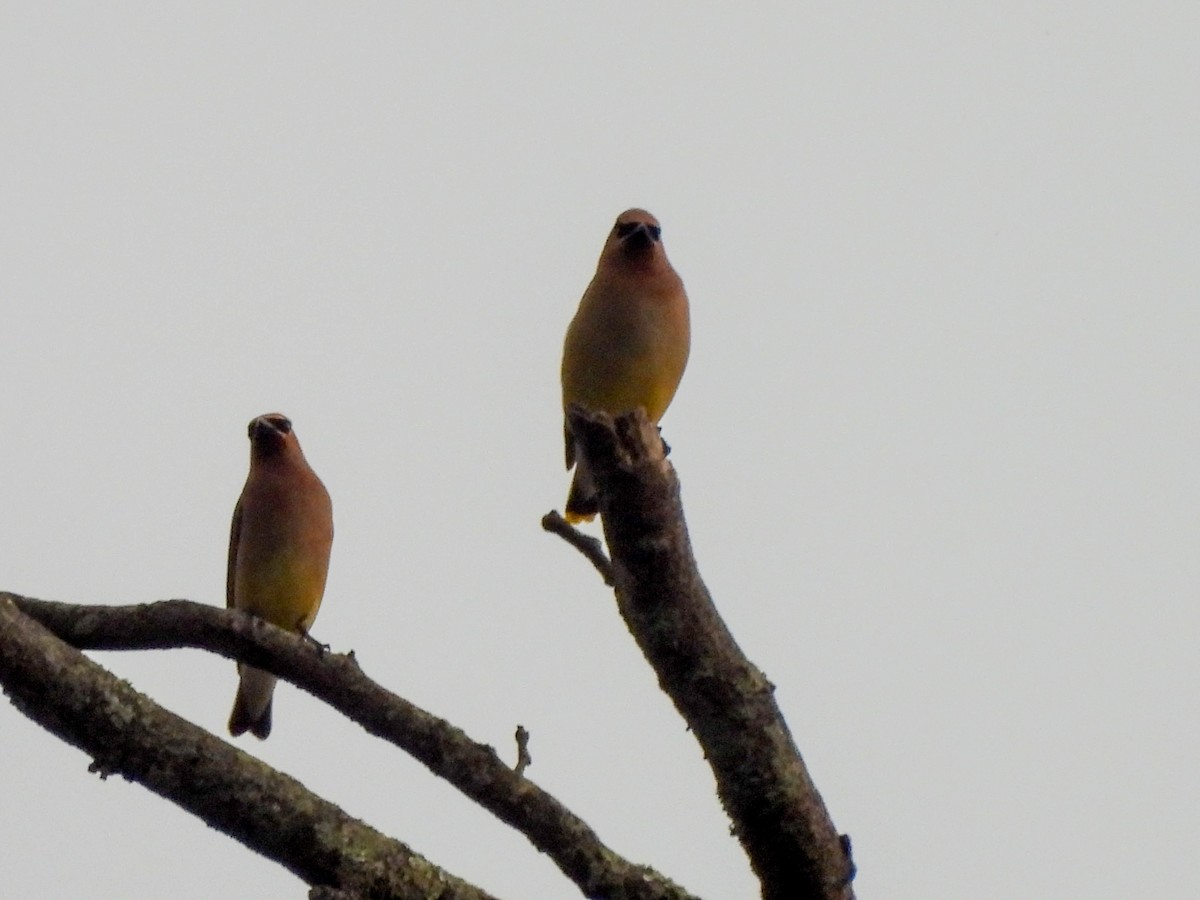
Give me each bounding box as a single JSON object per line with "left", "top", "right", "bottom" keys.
{"left": 3, "top": 5, "right": 1197, "bottom": 898}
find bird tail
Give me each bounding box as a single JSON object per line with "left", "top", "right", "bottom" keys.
{"left": 228, "top": 665, "right": 276, "bottom": 739}
{"left": 564, "top": 461, "right": 599, "bottom": 524}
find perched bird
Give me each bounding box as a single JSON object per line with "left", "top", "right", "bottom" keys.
{"left": 227, "top": 413, "right": 333, "bottom": 739}
{"left": 560, "top": 208, "right": 690, "bottom": 522}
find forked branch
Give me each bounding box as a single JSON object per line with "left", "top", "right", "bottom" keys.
{"left": 549, "top": 406, "right": 856, "bottom": 900}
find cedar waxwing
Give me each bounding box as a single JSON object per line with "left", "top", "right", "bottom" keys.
{"left": 560, "top": 209, "right": 690, "bottom": 522}
{"left": 227, "top": 413, "right": 333, "bottom": 739}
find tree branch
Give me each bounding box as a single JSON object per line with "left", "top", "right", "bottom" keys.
{"left": 2, "top": 592, "right": 699, "bottom": 900}
{"left": 0, "top": 596, "right": 494, "bottom": 900}
{"left": 563, "top": 406, "right": 856, "bottom": 900}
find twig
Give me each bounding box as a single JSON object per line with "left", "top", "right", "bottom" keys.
{"left": 513, "top": 725, "right": 532, "bottom": 777}
{"left": 541, "top": 510, "right": 615, "bottom": 585}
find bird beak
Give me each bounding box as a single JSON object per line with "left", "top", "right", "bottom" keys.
{"left": 622, "top": 222, "right": 654, "bottom": 250}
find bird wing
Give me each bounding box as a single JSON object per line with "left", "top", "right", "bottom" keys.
{"left": 226, "top": 498, "right": 243, "bottom": 609}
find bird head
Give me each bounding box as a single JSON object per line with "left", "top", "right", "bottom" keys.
{"left": 614, "top": 208, "right": 661, "bottom": 248}
{"left": 248, "top": 413, "right": 297, "bottom": 459}
{"left": 600, "top": 208, "right": 668, "bottom": 273}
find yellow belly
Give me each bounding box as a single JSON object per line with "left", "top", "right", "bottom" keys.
{"left": 235, "top": 555, "right": 326, "bottom": 633}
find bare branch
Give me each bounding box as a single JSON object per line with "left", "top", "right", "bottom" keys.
{"left": 2, "top": 592, "right": 700, "bottom": 900}
{"left": 0, "top": 597, "right": 495, "bottom": 900}
{"left": 564, "top": 406, "right": 856, "bottom": 900}
{"left": 542, "top": 510, "right": 616, "bottom": 585}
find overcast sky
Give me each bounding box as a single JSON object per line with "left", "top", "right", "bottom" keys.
{"left": 2, "top": 5, "right": 1197, "bottom": 899}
